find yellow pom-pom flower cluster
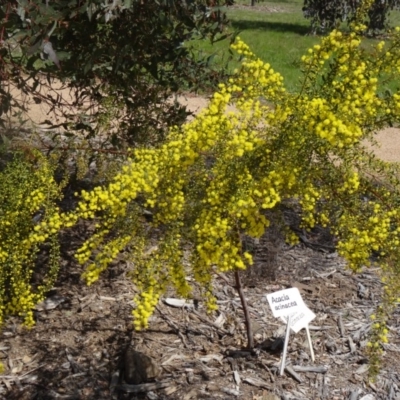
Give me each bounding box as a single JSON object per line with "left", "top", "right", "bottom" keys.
{"left": 0, "top": 152, "right": 63, "bottom": 327}
{"left": 367, "top": 303, "right": 392, "bottom": 378}
{"left": 132, "top": 288, "right": 160, "bottom": 330}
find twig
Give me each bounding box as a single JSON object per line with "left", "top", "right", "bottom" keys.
{"left": 338, "top": 314, "right": 345, "bottom": 337}
{"left": 191, "top": 309, "right": 231, "bottom": 336}
{"left": 260, "top": 360, "right": 275, "bottom": 383}
{"left": 40, "top": 142, "right": 130, "bottom": 156}
{"left": 0, "top": 363, "right": 47, "bottom": 380}
{"left": 118, "top": 380, "right": 174, "bottom": 393}
{"left": 225, "top": 349, "right": 253, "bottom": 358}
{"left": 292, "top": 365, "right": 328, "bottom": 373}
{"left": 291, "top": 228, "right": 336, "bottom": 251}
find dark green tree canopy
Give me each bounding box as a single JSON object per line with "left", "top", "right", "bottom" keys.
{"left": 1, "top": 0, "right": 231, "bottom": 147}
{"left": 303, "top": 0, "right": 400, "bottom": 34}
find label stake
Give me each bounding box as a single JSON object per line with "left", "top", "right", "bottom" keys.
{"left": 280, "top": 314, "right": 292, "bottom": 375}
{"left": 305, "top": 325, "right": 315, "bottom": 362}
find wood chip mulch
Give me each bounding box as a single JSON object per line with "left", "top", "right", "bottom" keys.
{"left": 1, "top": 229, "right": 400, "bottom": 400}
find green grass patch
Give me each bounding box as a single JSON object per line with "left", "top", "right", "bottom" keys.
{"left": 228, "top": 5, "right": 317, "bottom": 91}
{"left": 190, "top": 0, "right": 400, "bottom": 93}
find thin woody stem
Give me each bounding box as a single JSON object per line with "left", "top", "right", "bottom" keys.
{"left": 234, "top": 269, "right": 254, "bottom": 350}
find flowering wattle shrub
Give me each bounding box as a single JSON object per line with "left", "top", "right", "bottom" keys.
{"left": 66, "top": 18, "right": 400, "bottom": 374}
{"left": 1, "top": 0, "right": 400, "bottom": 376}
{"left": 68, "top": 23, "right": 400, "bottom": 325}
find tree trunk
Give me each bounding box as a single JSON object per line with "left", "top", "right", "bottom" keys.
{"left": 234, "top": 270, "right": 254, "bottom": 349}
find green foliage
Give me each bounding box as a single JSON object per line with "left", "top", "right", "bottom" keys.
{"left": 303, "top": 0, "right": 400, "bottom": 34}
{"left": 0, "top": 151, "right": 64, "bottom": 327}
{"left": 0, "top": 0, "right": 231, "bottom": 155}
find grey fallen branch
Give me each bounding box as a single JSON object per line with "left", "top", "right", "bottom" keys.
{"left": 164, "top": 298, "right": 194, "bottom": 309}
{"left": 284, "top": 365, "right": 303, "bottom": 383}
{"left": 35, "top": 295, "right": 66, "bottom": 311}
{"left": 292, "top": 365, "right": 328, "bottom": 373}
{"left": 221, "top": 387, "right": 241, "bottom": 396}
{"left": 338, "top": 314, "right": 345, "bottom": 337}
{"left": 118, "top": 380, "right": 174, "bottom": 393}
{"left": 348, "top": 336, "right": 357, "bottom": 353}
{"left": 243, "top": 376, "right": 271, "bottom": 389}
{"left": 0, "top": 363, "right": 46, "bottom": 380}
{"left": 349, "top": 389, "right": 362, "bottom": 400}
{"left": 308, "top": 325, "right": 334, "bottom": 330}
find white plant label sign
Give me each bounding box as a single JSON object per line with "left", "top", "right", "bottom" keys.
{"left": 266, "top": 287, "right": 316, "bottom": 374}
{"left": 280, "top": 305, "right": 316, "bottom": 333}
{"left": 266, "top": 287, "right": 305, "bottom": 318}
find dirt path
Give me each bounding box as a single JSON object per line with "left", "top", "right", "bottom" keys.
{"left": 178, "top": 94, "right": 400, "bottom": 163}
{"left": 9, "top": 86, "right": 400, "bottom": 163}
